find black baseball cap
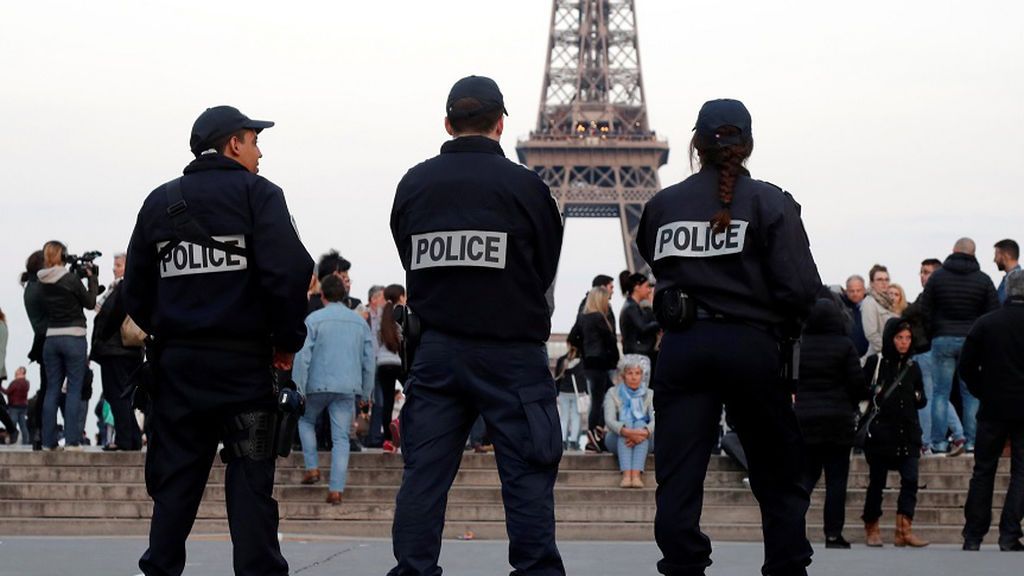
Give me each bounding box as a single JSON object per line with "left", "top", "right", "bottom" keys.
{"left": 693, "top": 99, "right": 752, "bottom": 147}
{"left": 190, "top": 106, "right": 275, "bottom": 155}
{"left": 446, "top": 76, "right": 508, "bottom": 119}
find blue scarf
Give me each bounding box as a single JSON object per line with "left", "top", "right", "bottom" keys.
{"left": 617, "top": 382, "right": 650, "bottom": 428}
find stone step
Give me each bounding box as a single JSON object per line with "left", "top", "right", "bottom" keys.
{"left": 0, "top": 498, "right": 990, "bottom": 527}
{"left": 0, "top": 465, "right": 1008, "bottom": 491}
{"left": 0, "top": 449, "right": 990, "bottom": 473}
{"left": 0, "top": 482, "right": 1009, "bottom": 509}
{"left": 0, "top": 517, "right": 973, "bottom": 544}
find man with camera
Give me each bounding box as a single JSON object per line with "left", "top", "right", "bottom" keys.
{"left": 124, "top": 106, "right": 313, "bottom": 576}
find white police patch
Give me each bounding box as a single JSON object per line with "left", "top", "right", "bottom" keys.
{"left": 410, "top": 230, "right": 507, "bottom": 270}
{"left": 653, "top": 220, "right": 749, "bottom": 260}
{"left": 157, "top": 235, "right": 248, "bottom": 278}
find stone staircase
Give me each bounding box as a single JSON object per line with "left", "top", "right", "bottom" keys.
{"left": 0, "top": 449, "right": 1010, "bottom": 543}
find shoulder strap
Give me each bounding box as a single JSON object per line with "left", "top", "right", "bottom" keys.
{"left": 156, "top": 178, "right": 248, "bottom": 261}
{"left": 876, "top": 359, "right": 914, "bottom": 406}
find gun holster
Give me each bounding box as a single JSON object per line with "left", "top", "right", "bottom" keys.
{"left": 220, "top": 410, "right": 277, "bottom": 463}
{"left": 653, "top": 288, "right": 697, "bottom": 331}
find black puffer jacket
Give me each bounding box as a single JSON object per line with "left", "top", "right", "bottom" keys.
{"left": 862, "top": 319, "right": 927, "bottom": 459}
{"left": 901, "top": 295, "right": 930, "bottom": 354}
{"left": 794, "top": 299, "right": 866, "bottom": 446}
{"left": 580, "top": 312, "right": 619, "bottom": 370}
{"left": 921, "top": 253, "right": 999, "bottom": 338}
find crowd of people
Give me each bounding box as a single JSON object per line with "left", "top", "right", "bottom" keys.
{"left": 1, "top": 234, "right": 1020, "bottom": 550}
{"left": 0, "top": 246, "right": 413, "bottom": 503}
{"left": 556, "top": 237, "right": 1022, "bottom": 551}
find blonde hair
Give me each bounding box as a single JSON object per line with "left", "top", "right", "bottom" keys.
{"left": 583, "top": 287, "right": 610, "bottom": 317}
{"left": 889, "top": 283, "right": 908, "bottom": 315}
{"left": 43, "top": 241, "right": 66, "bottom": 268}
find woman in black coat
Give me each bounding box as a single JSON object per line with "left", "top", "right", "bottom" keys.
{"left": 861, "top": 318, "right": 929, "bottom": 547}
{"left": 794, "top": 298, "right": 865, "bottom": 548}
{"left": 579, "top": 287, "right": 619, "bottom": 435}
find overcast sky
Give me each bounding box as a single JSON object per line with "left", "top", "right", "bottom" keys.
{"left": 2, "top": 1, "right": 1022, "bottom": 408}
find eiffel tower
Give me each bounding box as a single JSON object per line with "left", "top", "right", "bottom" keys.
{"left": 517, "top": 0, "right": 669, "bottom": 276}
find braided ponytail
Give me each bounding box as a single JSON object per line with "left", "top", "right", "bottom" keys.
{"left": 689, "top": 125, "right": 753, "bottom": 234}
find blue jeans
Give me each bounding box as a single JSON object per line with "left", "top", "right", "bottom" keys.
{"left": 914, "top": 351, "right": 963, "bottom": 448}
{"left": 930, "top": 336, "right": 979, "bottom": 451}
{"left": 42, "top": 335, "right": 87, "bottom": 448}
{"left": 606, "top": 430, "right": 652, "bottom": 471}
{"left": 557, "top": 392, "right": 581, "bottom": 447}
{"left": 8, "top": 407, "right": 29, "bottom": 444}
{"left": 298, "top": 393, "right": 355, "bottom": 492}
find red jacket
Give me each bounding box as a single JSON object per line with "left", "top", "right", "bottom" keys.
{"left": 2, "top": 378, "right": 29, "bottom": 407}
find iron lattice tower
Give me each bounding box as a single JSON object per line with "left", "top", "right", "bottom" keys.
{"left": 517, "top": 0, "right": 669, "bottom": 276}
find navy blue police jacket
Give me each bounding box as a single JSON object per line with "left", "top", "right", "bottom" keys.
{"left": 636, "top": 167, "right": 822, "bottom": 327}
{"left": 391, "top": 136, "right": 563, "bottom": 344}
{"left": 123, "top": 154, "right": 314, "bottom": 354}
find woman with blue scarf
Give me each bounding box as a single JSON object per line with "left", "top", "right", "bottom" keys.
{"left": 604, "top": 354, "right": 655, "bottom": 488}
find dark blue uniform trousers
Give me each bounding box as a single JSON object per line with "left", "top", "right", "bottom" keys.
{"left": 653, "top": 322, "right": 812, "bottom": 576}
{"left": 388, "top": 331, "right": 565, "bottom": 576}
{"left": 139, "top": 350, "right": 288, "bottom": 576}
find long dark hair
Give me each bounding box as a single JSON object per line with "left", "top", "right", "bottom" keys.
{"left": 690, "top": 126, "right": 753, "bottom": 234}
{"left": 380, "top": 284, "right": 406, "bottom": 353}
{"left": 20, "top": 250, "right": 44, "bottom": 285}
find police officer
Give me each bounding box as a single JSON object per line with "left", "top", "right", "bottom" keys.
{"left": 124, "top": 106, "right": 314, "bottom": 576}
{"left": 636, "top": 99, "right": 821, "bottom": 576}
{"left": 388, "top": 76, "right": 565, "bottom": 576}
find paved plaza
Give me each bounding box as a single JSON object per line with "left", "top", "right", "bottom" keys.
{"left": 0, "top": 536, "right": 1019, "bottom": 576}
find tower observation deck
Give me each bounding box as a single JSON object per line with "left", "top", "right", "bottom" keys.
{"left": 517, "top": 0, "right": 669, "bottom": 275}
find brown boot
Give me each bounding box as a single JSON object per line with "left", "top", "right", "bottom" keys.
{"left": 865, "top": 520, "right": 883, "bottom": 547}
{"left": 301, "top": 469, "right": 321, "bottom": 485}
{"left": 326, "top": 491, "right": 343, "bottom": 505}
{"left": 895, "top": 514, "right": 929, "bottom": 547}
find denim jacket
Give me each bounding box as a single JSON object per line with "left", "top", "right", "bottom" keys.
{"left": 293, "top": 302, "right": 375, "bottom": 398}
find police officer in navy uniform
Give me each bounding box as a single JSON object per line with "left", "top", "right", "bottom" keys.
{"left": 636, "top": 100, "right": 821, "bottom": 576}
{"left": 124, "top": 106, "right": 314, "bottom": 576}
{"left": 388, "top": 76, "right": 565, "bottom": 576}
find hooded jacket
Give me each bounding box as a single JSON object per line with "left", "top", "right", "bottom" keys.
{"left": 38, "top": 266, "right": 98, "bottom": 337}
{"left": 959, "top": 297, "right": 1024, "bottom": 422}
{"left": 920, "top": 253, "right": 999, "bottom": 338}
{"left": 794, "top": 299, "right": 866, "bottom": 446}
{"left": 862, "top": 318, "right": 926, "bottom": 459}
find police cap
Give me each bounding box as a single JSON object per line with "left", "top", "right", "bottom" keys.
{"left": 694, "top": 99, "right": 752, "bottom": 147}
{"left": 446, "top": 76, "right": 508, "bottom": 119}
{"left": 190, "top": 105, "right": 275, "bottom": 155}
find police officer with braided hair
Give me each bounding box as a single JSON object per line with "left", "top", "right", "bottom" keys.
{"left": 636, "top": 99, "right": 822, "bottom": 576}
{"left": 388, "top": 75, "right": 565, "bottom": 576}
{"left": 124, "top": 106, "right": 313, "bottom": 576}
